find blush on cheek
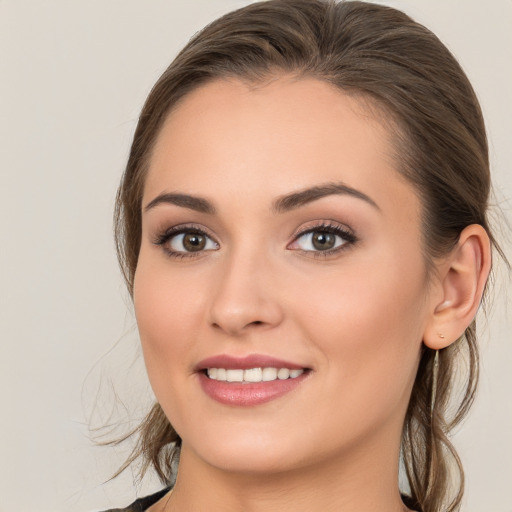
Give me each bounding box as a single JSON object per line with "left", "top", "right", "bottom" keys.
{"left": 134, "top": 273, "right": 173, "bottom": 370}
{"left": 302, "top": 261, "right": 424, "bottom": 410}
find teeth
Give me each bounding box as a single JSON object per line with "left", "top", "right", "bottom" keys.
{"left": 262, "top": 367, "right": 278, "bottom": 381}
{"left": 244, "top": 367, "right": 263, "bottom": 382}
{"left": 206, "top": 367, "right": 304, "bottom": 383}
{"left": 277, "top": 368, "right": 290, "bottom": 380}
{"left": 226, "top": 369, "right": 244, "bottom": 382}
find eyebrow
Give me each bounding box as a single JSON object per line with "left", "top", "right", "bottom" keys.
{"left": 144, "top": 193, "right": 216, "bottom": 214}
{"left": 272, "top": 182, "right": 380, "bottom": 213}
{"left": 143, "top": 181, "right": 379, "bottom": 215}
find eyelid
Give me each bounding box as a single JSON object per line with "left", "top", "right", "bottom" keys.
{"left": 289, "top": 220, "right": 356, "bottom": 241}
{"left": 152, "top": 223, "right": 219, "bottom": 258}
{"left": 152, "top": 222, "right": 216, "bottom": 243}
{"left": 287, "top": 220, "right": 357, "bottom": 256}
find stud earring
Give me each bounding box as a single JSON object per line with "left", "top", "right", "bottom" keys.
{"left": 438, "top": 333, "right": 445, "bottom": 339}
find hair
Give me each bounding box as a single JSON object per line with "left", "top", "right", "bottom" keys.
{"left": 112, "top": 1, "right": 503, "bottom": 510}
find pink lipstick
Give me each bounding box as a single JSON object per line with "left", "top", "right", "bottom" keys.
{"left": 195, "top": 354, "right": 310, "bottom": 406}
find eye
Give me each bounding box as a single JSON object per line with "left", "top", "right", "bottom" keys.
{"left": 289, "top": 223, "right": 356, "bottom": 255}
{"left": 169, "top": 231, "right": 217, "bottom": 252}
{"left": 154, "top": 225, "right": 219, "bottom": 258}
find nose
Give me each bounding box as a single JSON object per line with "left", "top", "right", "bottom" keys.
{"left": 208, "top": 248, "right": 284, "bottom": 337}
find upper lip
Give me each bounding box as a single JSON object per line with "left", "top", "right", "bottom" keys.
{"left": 195, "top": 354, "right": 307, "bottom": 371}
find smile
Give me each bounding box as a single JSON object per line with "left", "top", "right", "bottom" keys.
{"left": 207, "top": 367, "right": 305, "bottom": 382}
{"left": 197, "top": 356, "right": 310, "bottom": 406}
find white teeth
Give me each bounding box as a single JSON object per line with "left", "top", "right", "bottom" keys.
{"left": 244, "top": 367, "right": 263, "bottom": 382}
{"left": 206, "top": 367, "right": 304, "bottom": 383}
{"left": 226, "top": 369, "right": 244, "bottom": 382}
{"left": 262, "top": 367, "right": 278, "bottom": 381}
{"left": 277, "top": 368, "right": 290, "bottom": 380}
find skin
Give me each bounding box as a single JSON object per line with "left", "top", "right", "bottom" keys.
{"left": 134, "top": 76, "right": 489, "bottom": 512}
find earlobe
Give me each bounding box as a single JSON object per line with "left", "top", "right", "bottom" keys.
{"left": 423, "top": 224, "right": 491, "bottom": 350}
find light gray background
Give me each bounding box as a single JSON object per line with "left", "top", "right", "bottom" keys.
{"left": 0, "top": 1, "right": 510, "bottom": 511}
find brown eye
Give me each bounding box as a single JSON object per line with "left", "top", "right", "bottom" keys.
{"left": 167, "top": 230, "right": 218, "bottom": 254}
{"left": 183, "top": 233, "right": 206, "bottom": 251}
{"left": 312, "top": 232, "right": 336, "bottom": 250}
{"left": 288, "top": 224, "right": 356, "bottom": 255}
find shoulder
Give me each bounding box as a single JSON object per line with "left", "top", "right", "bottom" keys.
{"left": 97, "top": 488, "right": 171, "bottom": 512}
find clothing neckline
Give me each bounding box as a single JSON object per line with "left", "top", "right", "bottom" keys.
{"left": 122, "top": 488, "right": 421, "bottom": 512}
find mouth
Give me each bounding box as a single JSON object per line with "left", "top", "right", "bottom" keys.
{"left": 196, "top": 355, "right": 311, "bottom": 406}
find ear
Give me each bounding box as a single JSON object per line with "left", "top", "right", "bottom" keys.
{"left": 423, "top": 224, "right": 491, "bottom": 350}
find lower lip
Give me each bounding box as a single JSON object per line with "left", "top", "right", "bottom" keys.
{"left": 198, "top": 371, "right": 308, "bottom": 406}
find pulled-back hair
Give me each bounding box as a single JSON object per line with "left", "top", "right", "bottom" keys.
{"left": 113, "top": 1, "right": 501, "bottom": 510}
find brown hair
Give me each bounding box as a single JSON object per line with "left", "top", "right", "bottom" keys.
{"left": 113, "top": 1, "right": 501, "bottom": 510}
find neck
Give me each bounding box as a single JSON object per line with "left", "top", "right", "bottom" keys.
{"left": 166, "top": 425, "right": 410, "bottom": 512}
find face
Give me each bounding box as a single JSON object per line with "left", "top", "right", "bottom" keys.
{"left": 134, "top": 77, "right": 432, "bottom": 476}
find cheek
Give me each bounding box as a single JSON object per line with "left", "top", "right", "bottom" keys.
{"left": 291, "top": 253, "right": 426, "bottom": 411}
{"left": 296, "top": 248, "right": 425, "bottom": 337}
{"left": 133, "top": 255, "right": 203, "bottom": 392}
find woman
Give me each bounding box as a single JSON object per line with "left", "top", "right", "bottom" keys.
{"left": 106, "top": 1, "right": 501, "bottom": 510}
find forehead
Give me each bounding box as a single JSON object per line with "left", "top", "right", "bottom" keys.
{"left": 144, "top": 76, "right": 418, "bottom": 223}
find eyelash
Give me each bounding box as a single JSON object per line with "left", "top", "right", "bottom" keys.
{"left": 153, "top": 223, "right": 218, "bottom": 260}
{"left": 290, "top": 222, "right": 357, "bottom": 258}
{"left": 153, "top": 222, "right": 357, "bottom": 260}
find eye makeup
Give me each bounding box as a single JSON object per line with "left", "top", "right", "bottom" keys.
{"left": 152, "top": 223, "right": 219, "bottom": 259}
{"left": 151, "top": 219, "right": 358, "bottom": 260}
{"left": 288, "top": 221, "right": 358, "bottom": 259}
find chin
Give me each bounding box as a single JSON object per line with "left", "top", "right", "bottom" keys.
{"left": 182, "top": 428, "right": 306, "bottom": 475}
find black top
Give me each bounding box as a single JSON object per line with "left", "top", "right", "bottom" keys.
{"left": 100, "top": 488, "right": 422, "bottom": 512}
{"left": 100, "top": 487, "right": 171, "bottom": 512}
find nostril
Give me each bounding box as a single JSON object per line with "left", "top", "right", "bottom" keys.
{"left": 211, "top": 320, "right": 264, "bottom": 331}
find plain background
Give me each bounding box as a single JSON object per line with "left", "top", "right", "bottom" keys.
{"left": 0, "top": 1, "right": 510, "bottom": 511}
